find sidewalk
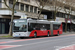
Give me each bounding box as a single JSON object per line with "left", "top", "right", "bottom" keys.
{"left": 62, "top": 32, "right": 75, "bottom": 35}
{"left": 0, "top": 34, "right": 8, "bottom": 36}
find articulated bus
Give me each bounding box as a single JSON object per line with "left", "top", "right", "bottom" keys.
{"left": 13, "top": 19, "right": 62, "bottom": 38}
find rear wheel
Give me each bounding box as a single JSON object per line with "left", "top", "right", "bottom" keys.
{"left": 34, "top": 32, "right": 37, "bottom": 38}
{"left": 57, "top": 32, "right": 59, "bottom": 36}
{"left": 47, "top": 32, "right": 50, "bottom": 37}
{"left": 20, "top": 37, "right": 24, "bottom": 39}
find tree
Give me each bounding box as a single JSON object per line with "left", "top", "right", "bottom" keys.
{"left": 4, "top": 0, "right": 18, "bottom": 36}
{"left": 35, "top": 0, "right": 49, "bottom": 20}
{"left": 63, "top": 0, "right": 73, "bottom": 32}
{"left": 53, "top": 0, "right": 63, "bottom": 21}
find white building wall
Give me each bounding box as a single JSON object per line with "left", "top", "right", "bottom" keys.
{"left": 18, "top": 0, "right": 39, "bottom": 7}
{"left": 0, "top": 0, "right": 75, "bottom": 20}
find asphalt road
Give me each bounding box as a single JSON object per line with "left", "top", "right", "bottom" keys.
{"left": 0, "top": 34, "right": 75, "bottom": 50}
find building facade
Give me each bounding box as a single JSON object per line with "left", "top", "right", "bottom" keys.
{"left": 0, "top": 0, "right": 43, "bottom": 34}
{"left": 40, "top": 0, "right": 75, "bottom": 32}
{"left": 0, "top": 0, "right": 75, "bottom": 34}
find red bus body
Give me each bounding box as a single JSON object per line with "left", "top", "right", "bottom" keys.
{"left": 29, "top": 23, "right": 62, "bottom": 37}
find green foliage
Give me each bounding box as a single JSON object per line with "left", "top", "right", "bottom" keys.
{"left": 0, "top": 35, "right": 12, "bottom": 38}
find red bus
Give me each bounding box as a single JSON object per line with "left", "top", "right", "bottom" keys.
{"left": 13, "top": 19, "right": 62, "bottom": 38}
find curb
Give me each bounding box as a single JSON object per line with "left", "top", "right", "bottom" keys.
{"left": 0, "top": 33, "right": 75, "bottom": 39}
{"left": 0, "top": 37, "right": 13, "bottom": 39}
{"left": 61, "top": 34, "right": 73, "bottom": 35}
{"left": 62, "top": 33, "right": 75, "bottom": 35}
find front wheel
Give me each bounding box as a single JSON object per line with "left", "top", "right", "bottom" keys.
{"left": 47, "top": 32, "right": 50, "bottom": 37}
{"left": 34, "top": 32, "right": 37, "bottom": 38}
{"left": 57, "top": 32, "right": 59, "bottom": 36}
{"left": 20, "top": 37, "right": 24, "bottom": 39}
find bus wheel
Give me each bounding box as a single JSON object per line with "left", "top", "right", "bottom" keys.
{"left": 34, "top": 32, "right": 37, "bottom": 38}
{"left": 47, "top": 32, "right": 50, "bottom": 37}
{"left": 20, "top": 37, "right": 24, "bottom": 39}
{"left": 57, "top": 32, "right": 59, "bottom": 36}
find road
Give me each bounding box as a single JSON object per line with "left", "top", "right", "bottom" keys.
{"left": 0, "top": 34, "right": 75, "bottom": 50}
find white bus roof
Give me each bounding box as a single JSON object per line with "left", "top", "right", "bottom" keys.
{"left": 28, "top": 20, "right": 50, "bottom": 24}
{"left": 13, "top": 19, "right": 62, "bottom": 25}
{"left": 50, "top": 21, "right": 62, "bottom": 24}
{"left": 28, "top": 20, "right": 62, "bottom": 25}
{"left": 50, "top": 21, "right": 62, "bottom": 23}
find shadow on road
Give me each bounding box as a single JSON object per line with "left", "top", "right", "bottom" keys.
{"left": 12, "top": 35, "right": 58, "bottom": 39}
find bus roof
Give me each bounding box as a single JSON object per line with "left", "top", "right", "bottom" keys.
{"left": 28, "top": 20, "right": 50, "bottom": 24}
{"left": 28, "top": 20, "right": 62, "bottom": 25}
{"left": 13, "top": 19, "right": 62, "bottom": 25}
{"left": 50, "top": 21, "right": 62, "bottom": 24}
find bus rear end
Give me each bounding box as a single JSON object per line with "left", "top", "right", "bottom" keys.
{"left": 50, "top": 21, "right": 63, "bottom": 36}
{"left": 53, "top": 21, "right": 63, "bottom": 35}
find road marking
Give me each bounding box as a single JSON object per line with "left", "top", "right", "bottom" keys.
{"left": 0, "top": 45, "right": 21, "bottom": 50}
{"left": 1, "top": 37, "right": 74, "bottom": 50}
{"left": 56, "top": 44, "right": 75, "bottom": 50}
{"left": 72, "top": 42, "right": 75, "bottom": 44}
{"left": 21, "top": 37, "right": 75, "bottom": 46}
{"left": 0, "top": 36, "right": 75, "bottom": 50}
{"left": 0, "top": 34, "right": 75, "bottom": 44}
{"left": 0, "top": 42, "right": 7, "bottom": 44}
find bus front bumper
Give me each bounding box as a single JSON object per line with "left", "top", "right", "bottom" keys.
{"left": 13, "top": 32, "right": 30, "bottom": 37}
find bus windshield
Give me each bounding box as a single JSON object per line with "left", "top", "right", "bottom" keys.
{"left": 13, "top": 19, "right": 27, "bottom": 32}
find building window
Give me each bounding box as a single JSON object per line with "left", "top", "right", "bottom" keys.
{"left": 65, "top": 14, "right": 68, "bottom": 18}
{"left": 34, "top": 7, "right": 37, "bottom": 13}
{"left": 30, "top": 6, "right": 33, "bottom": 13}
{"left": 69, "top": 15, "right": 70, "bottom": 19}
{"left": 24, "top": 0, "right": 30, "bottom": 2}
{"left": 24, "top": 0, "right": 28, "bottom": 1}
{"left": 15, "top": 2, "right": 19, "bottom": 10}
{"left": 26, "top": 5, "right": 29, "bottom": 12}
{"left": 59, "top": 13, "right": 61, "bottom": 17}
{"left": 64, "top": 6, "right": 69, "bottom": 9}
{"left": 63, "top": 13, "right": 65, "bottom": 18}
{"left": 59, "top": 13, "right": 63, "bottom": 17}
{"left": 61, "top": 13, "right": 63, "bottom": 17}
{"left": 21, "top": 3, "right": 24, "bottom": 11}
{"left": 0, "top": 18, "right": 11, "bottom": 34}
{"left": 0, "top": 0, "right": 2, "bottom": 8}
{"left": 56, "top": 12, "right": 59, "bottom": 17}
{"left": 9, "top": 1, "right": 19, "bottom": 10}
{"left": 0, "top": 18, "right": 6, "bottom": 22}
{"left": 9, "top": 0, "right": 13, "bottom": 8}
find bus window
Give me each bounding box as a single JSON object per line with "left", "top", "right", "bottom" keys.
{"left": 35, "top": 24, "right": 40, "bottom": 30}
{"left": 46, "top": 24, "right": 50, "bottom": 30}
{"left": 53, "top": 25, "right": 60, "bottom": 30}
{"left": 40, "top": 24, "right": 46, "bottom": 30}
{"left": 28, "top": 23, "right": 40, "bottom": 31}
